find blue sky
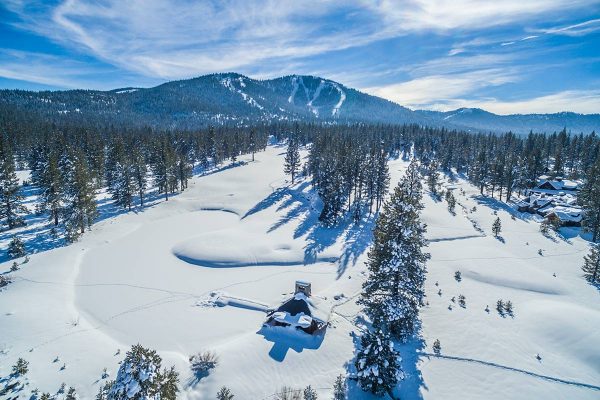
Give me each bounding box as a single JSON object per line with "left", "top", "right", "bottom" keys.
{"left": 1, "top": 0, "right": 599, "bottom": 114}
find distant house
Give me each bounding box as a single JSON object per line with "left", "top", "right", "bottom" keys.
{"left": 535, "top": 176, "right": 580, "bottom": 192}
{"left": 516, "top": 182, "right": 584, "bottom": 226}
{"left": 263, "top": 281, "right": 328, "bottom": 335}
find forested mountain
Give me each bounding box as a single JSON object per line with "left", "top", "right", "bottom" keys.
{"left": 1, "top": 73, "right": 598, "bottom": 134}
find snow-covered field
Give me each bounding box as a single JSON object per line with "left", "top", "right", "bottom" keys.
{"left": 1, "top": 145, "right": 599, "bottom": 399}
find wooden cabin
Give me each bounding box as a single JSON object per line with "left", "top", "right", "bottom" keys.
{"left": 263, "top": 281, "right": 327, "bottom": 335}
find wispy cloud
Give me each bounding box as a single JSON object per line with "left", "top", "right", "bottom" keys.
{"left": 535, "top": 18, "right": 600, "bottom": 37}
{"left": 365, "top": 68, "right": 521, "bottom": 110}
{"left": 0, "top": 48, "right": 157, "bottom": 89}
{"left": 4, "top": 0, "right": 594, "bottom": 80}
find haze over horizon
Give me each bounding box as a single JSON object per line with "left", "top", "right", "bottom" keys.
{"left": 1, "top": 1, "right": 599, "bottom": 115}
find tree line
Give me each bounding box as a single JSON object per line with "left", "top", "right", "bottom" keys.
{"left": 0, "top": 122, "right": 267, "bottom": 242}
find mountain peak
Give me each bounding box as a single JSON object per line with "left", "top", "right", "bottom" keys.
{"left": 1, "top": 73, "right": 598, "bottom": 134}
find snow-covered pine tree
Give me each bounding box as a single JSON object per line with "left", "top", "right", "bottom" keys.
{"left": 355, "top": 329, "right": 402, "bottom": 397}
{"left": 426, "top": 159, "right": 440, "bottom": 196}
{"left": 65, "top": 387, "right": 77, "bottom": 400}
{"left": 332, "top": 375, "right": 346, "bottom": 400}
{"left": 62, "top": 150, "right": 97, "bottom": 242}
{"left": 217, "top": 386, "right": 234, "bottom": 400}
{"left": 0, "top": 136, "right": 27, "bottom": 229}
{"left": 106, "top": 138, "right": 135, "bottom": 210}
{"left": 38, "top": 152, "right": 63, "bottom": 226}
{"left": 582, "top": 243, "right": 600, "bottom": 284}
{"left": 284, "top": 133, "right": 301, "bottom": 184}
{"left": 106, "top": 344, "right": 179, "bottom": 400}
{"left": 432, "top": 339, "right": 441, "bottom": 355}
{"left": 358, "top": 160, "right": 430, "bottom": 339}
{"left": 151, "top": 137, "right": 176, "bottom": 201}
{"left": 302, "top": 385, "right": 317, "bottom": 400}
{"left": 373, "top": 148, "right": 390, "bottom": 212}
{"left": 492, "top": 217, "right": 502, "bottom": 237}
{"left": 7, "top": 236, "right": 26, "bottom": 259}
{"left": 12, "top": 358, "right": 28, "bottom": 375}
{"left": 248, "top": 129, "right": 257, "bottom": 162}
{"left": 131, "top": 146, "right": 147, "bottom": 207}
{"left": 579, "top": 157, "right": 600, "bottom": 242}
{"left": 445, "top": 190, "right": 456, "bottom": 214}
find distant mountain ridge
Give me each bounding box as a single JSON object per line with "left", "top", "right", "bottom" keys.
{"left": 1, "top": 72, "right": 598, "bottom": 134}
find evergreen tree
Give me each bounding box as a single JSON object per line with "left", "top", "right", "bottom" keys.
{"left": 107, "top": 344, "right": 179, "bottom": 400}
{"left": 0, "top": 136, "right": 26, "bottom": 229}
{"left": 106, "top": 138, "right": 135, "bottom": 210}
{"left": 579, "top": 157, "right": 600, "bottom": 241}
{"left": 62, "top": 150, "right": 97, "bottom": 241}
{"left": 12, "top": 358, "right": 29, "bottom": 375}
{"left": 284, "top": 135, "right": 301, "bottom": 184}
{"left": 355, "top": 329, "right": 401, "bottom": 397}
{"left": 65, "top": 387, "right": 77, "bottom": 400}
{"left": 582, "top": 243, "right": 600, "bottom": 284}
{"left": 216, "top": 386, "right": 234, "bottom": 400}
{"left": 492, "top": 217, "right": 502, "bottom": 237}
{"left": 248, "top": 129, "right": 257, "bottom": 162}
{"left": 303, "top": 385, "right": 317, "bottom": 400}
{"left": 432, "top": 339, "right": 441, "bottom": 355}
{"left": 7, "top": 235, "right": 26, "bottom": 259}
{"left": 332, "top": 374, "right": 346, "bottom": 400}
{"left": 38, "top": 152, "right": 63, "bottom": 226}
{"left": 151, "top": 137, "right": 176, "bottom": 201}
{"left": 359, "top": 160, "right": 430, "bottom": 339}
{"left": 445, "top": 190, "right": 456, "bottom": 214}
{"left": 426, "top": 159, "right": 440, "bottom": 196}
{"left": 131, "top": 146, "right": 147, "bottom": 207}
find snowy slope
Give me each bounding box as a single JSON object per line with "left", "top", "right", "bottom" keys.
{"left": 1, "top": 146, "right": 599, "bottom": 399}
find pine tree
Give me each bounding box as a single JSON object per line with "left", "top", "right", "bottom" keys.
{"left": 151, "top": 137, "right": 176, "bottom": 201}
{"left": 12, "top": 358, "right": 28, "bottom": 375}
{"left": 303, "top": 385, "right": 317, "bottom": 400}
{"left": 332, "top": 374, "right": 346, "bottom": 400}
{"left": 432, "top": 339, "right": 441, "bottom": 355}
{"left": 284, "top": 135, "right": 301, "bottom": 184}
{"left": 0, "top": 136, "right": 27, "bottom": 229}
{"left": 131, "top": 146, "right": 147, "bottom": 207}
{"left": 106, "top": 137, "right": 135, "bottom": 210}
{"left": 426, "top": 159, "right": 440, "bottom": 196}
{"left": 582, "top": 243, "right": 600, "bottom": 284}
{"left": 38, "top": 152, "right": 63, "bottom": 226}
{"left": 65, "top": 387, "right": 77, "bottom": 400}
{"left": 216, "top": 386, "right": 234, "bottom": 400}
{"left": 579, "top": 157, "right": 600, "bottom": 242}
{"left": 445, "top": 190, "right": 456, "bottom": 214}
{"left": 358, "top": 160, "right": 430, "bottom": 339}
{"left": 62, "top": 150, "right": 97, "bottom": 241}
{"left": 355, "top": 329, "right": 402, "bottom": 397}
{"left": 248, "top": 129, "right": 257, "bottom": 162}
{"left": 107, "top": 344, "right": 179, "bottom": 400}
{"left": 7, "top": 236, "right": 26, "bottom": 259}
{"left": 492, "top": 217, "right": 502, "bottom": 237}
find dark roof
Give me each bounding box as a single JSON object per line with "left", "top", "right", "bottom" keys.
{"left": 276, "top": 298, "right": 312, "bottom": 316}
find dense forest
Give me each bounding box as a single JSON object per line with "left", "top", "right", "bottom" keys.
{"left": 1, "top": 102, "right": 600, "bottom": 244}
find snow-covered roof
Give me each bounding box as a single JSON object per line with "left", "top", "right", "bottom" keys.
{"left": 545, "top": 205, "right": 584, "bottom": 222}
{"left": 535, "top": 178, "right": 580, "bottom": 191}
{"left": 275, "top": 292, "right": 330, "bottom": 324}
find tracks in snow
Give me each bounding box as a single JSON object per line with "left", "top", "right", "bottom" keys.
{"left": 421, "top": 352, "right": 600, "bottom": 391}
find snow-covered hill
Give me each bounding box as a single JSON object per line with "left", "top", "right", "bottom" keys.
{"left": 1, "top": 146, "right": 598, "bottom": 399}
{"left": 2, "top": 74, "right": 599, "bottom": 134}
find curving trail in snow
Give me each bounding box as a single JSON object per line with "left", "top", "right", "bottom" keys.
{"left": 421, "top": 352, "right": 600, "bottom": 391}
